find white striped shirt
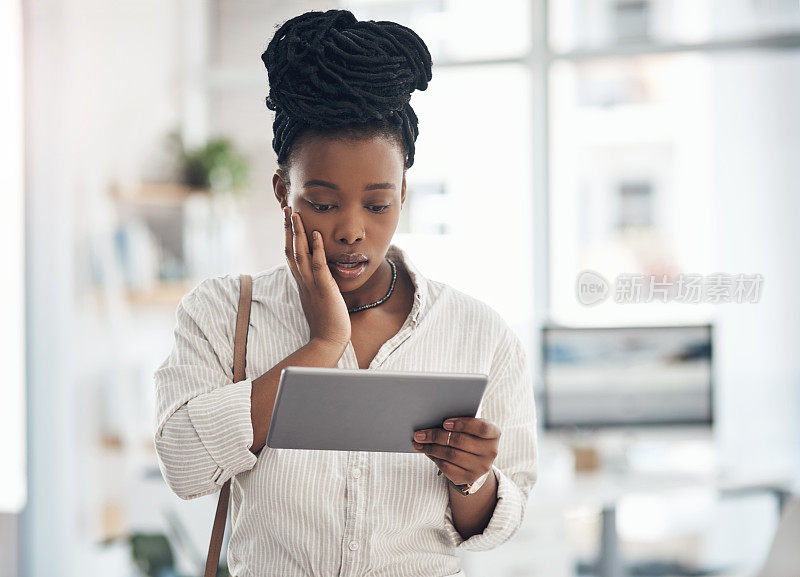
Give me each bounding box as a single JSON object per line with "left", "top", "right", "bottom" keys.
{"left": 153, "top": 243, "right": 538, "bottom": 577}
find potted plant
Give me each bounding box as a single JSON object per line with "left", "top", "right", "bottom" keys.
{"left": 166, "top": 130, "right": 250, "bottom": 196}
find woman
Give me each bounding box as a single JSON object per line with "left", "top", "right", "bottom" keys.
{"left": 154, "top": 9, "right": 538, "bottom": 577}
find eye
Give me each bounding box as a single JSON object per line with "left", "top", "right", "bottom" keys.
{"left": 308, "top": 202, "right": 391, "bottom": 214}
{"left": 310, "top": 202, "right": 335, "bottom": 213}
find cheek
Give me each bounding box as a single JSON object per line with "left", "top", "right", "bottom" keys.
{"left": 293, "top": 209, "right": 318, "bottom": 230}
{"left": 384, "top": 211, "right": 402, "bottom": 232}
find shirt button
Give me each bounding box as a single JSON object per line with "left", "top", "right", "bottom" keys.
{"left": 349, "top": 541, "right": 359, "bottom": 551}
{"left": 352, "top": 468, "right": 361, "bottom": 479}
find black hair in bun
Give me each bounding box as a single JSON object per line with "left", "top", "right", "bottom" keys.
{"left": 261, "top": 9, "right": 433, "bottom": 170}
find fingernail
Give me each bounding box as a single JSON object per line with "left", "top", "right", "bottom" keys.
{"left": 414, "top": 432, "right": 425, "bottom": 440}
{"left": 443, "top": 421, "right": 454, "bottom": 430}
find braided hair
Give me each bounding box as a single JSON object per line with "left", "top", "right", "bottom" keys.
{"left": 261, "top": 9, "right": 433, "bottom": 172}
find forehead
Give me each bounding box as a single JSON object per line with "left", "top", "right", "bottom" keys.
{"left": 290, "top": 135, "right": 404, "bottom": 184}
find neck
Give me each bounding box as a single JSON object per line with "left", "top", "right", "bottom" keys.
{"left": 342, "top": 257, "right": 393, "bottom": 312}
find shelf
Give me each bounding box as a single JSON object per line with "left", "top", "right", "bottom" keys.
{"left": 91, "top": 280, "right": 197, "bottom": 308}
{"left": 124, "top": 280, "right": 196, "bottom": 307}
{"left": 109, "top": 181, "right": 211, "bottom": 208}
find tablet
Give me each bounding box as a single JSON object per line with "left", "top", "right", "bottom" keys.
{"left": 266, "top": 366, "right": 489, "bottom": 453}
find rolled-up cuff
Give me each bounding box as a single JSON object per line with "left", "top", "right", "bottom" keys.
{"left": 187, "top": 379, "right": 258, "bottom": 485}
{"left": 444, "top": 464, "right": 526, "bottom": 551}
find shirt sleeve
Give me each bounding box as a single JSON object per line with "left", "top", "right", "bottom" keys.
{"left": 153, "top": 280, "right": 258, "bottom": 500}
{"left": 442, "top": 331, "right": 539, "bottom": 551}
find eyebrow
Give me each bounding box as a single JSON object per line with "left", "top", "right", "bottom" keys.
{"left": 303, "top": 179, "right": 396, "bottom": 191}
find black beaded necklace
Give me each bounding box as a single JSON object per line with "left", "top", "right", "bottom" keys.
{"left": 347, "top": 258, "right": 397, "bottom": 313}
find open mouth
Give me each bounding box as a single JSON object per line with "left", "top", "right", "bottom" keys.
{"left": 329, "top": 261, "right": 368, "bottom": 278}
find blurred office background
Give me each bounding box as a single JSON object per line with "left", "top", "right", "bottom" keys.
{"left": 4, "top": 0, "right": 800, "bottom": 575}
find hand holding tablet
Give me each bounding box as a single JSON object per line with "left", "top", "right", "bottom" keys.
{"left": 411, "top": 415, "right": 502, "bottom": 491}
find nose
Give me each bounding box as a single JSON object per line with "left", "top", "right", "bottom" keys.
{"left": 333, "top": 208, "right": 365, "bottom": 245}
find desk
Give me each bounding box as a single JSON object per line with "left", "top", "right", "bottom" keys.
{"left": 568, "top": 470, "right": 796, "bottom": 577}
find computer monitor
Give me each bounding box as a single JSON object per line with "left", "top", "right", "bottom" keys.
{"left": 541, "top": 324, "right": 713, "bottom": 430}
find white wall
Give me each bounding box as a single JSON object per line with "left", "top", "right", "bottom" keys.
{"left": 2, "top": 0, "right": 27, "bottom": 518}
{"left": 711, "top": 49, "right": 800, "bottom": 484}
{"left": 22, "top": 0, "right": 183, "bottom": 574}
{"left": 21, "top": 1, "right": 334, "bottom": 575}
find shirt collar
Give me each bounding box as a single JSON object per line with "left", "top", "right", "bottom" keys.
{"left": 387, "top": 243, "right": 428, "bottom": 325}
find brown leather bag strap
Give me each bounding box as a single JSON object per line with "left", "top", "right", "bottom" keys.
{"left": 204, "top": 273, "right": 253, "bottom": 577}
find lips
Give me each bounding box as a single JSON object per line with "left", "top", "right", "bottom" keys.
{"left": 329, "top": 261, "right": 368, "bottom": 279}
{"left": 329, "top": 253, "right": 368, "bottom": 264}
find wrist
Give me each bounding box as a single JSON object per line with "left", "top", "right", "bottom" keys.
{"left": 448, "top": 470, "right": 492, "bottom": 496}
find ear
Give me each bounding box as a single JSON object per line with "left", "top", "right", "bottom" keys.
{"left": 273, "top": 169, "right": 289, "bottom": 207}
{"left": 400, "top": 174, "right": 406, "bottom": 207}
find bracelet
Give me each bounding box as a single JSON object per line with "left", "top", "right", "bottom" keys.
{"left": 447, "top": 470, "right": 491, "bottom": 496}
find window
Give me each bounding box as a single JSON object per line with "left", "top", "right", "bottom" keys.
{"left": 549, "top": 53, "right": 715, "bottom": 325}
{"left": 343, "top": 1, "right": 536, "bottom": 331}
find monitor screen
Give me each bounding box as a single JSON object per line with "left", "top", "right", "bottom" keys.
{"left": 542, "top": 325, "right": 713, "bottom": 429}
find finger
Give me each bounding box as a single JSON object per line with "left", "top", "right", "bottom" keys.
{"left": 426, "top": 441, "right": 485, "bottom": 471}
{"left": 413, "top": 428, "right": 481, "bottom": 456}
{"left": 309, "top": 230, "right": 334, "bottom": 288}
{"left": 442, "top": 417, "right": 501, "bottom": 440}
{"left": 425, "top": 453, "right": 474, "bottom": 484}
{"left": 283, "top": 206, "right": 301, "bottom": 280}
{"left": 291, "top": 212, "right": 314, "bottom": 282}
